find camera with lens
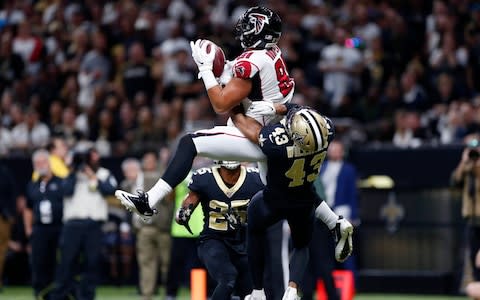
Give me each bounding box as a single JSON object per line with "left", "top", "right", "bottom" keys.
{"left": 71, "top": 148, "right": 95, "bottom": 171}
{"left": 467, "top": 139, "right": 480, "bottom": 161}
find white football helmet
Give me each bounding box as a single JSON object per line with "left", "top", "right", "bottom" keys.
{"left": 286, "top": 107, "right": 334, "bottom": 153}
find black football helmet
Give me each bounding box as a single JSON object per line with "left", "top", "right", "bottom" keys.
{"left": 235, "top": 6, "right": 282, "bottom": 50}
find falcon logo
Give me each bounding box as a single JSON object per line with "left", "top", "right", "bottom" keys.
{"left": 249, "top": 13, "right": 269, "bottom": 35}
{"left": 235, "top": 66, "right": 245, "bottom": 77}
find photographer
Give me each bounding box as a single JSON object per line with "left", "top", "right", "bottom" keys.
{"left": 452, "top": 135, "right": 480, "bottom": 281}
{"left": 51, "top": 147, "right": 117, "bottom": 300}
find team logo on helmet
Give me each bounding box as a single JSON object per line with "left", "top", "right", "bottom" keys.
{"left": 249, "top": 13, "right": 269, "bottom": 35}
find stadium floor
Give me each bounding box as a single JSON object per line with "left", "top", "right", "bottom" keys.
{"left": 1, "top": 286, "right": 468, "bottom": 300}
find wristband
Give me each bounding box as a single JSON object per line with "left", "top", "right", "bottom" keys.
{"left": 199, "top": 70, "right": 218, "bottom": 90}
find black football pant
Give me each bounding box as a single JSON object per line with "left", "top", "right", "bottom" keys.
{"left": 197, "top": 239, "right": 251, "bottom": 300}
{"left": 247, "top": 191, "right": 314, "bottom": 290}
{"left": 51, "top": 219, "right": 103, "bottom": 300}
{"left": 301, "top": 220, "right": 339, "bottom": 300}
{"left": 31, "top": 225, "right": 62, "bottom": 300}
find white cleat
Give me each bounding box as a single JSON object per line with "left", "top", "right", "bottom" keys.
{"left": 332, "top": 216, "right": 354, "bottom": 262}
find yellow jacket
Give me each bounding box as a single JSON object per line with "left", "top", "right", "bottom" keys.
{"left": 32, "top": 155, "right": 69, "bottom": 181}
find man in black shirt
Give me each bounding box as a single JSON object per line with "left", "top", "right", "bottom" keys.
{"left": 25, "top": 149, "right": 64, "bottom": 299}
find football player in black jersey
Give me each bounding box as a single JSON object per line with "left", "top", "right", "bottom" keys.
{"left": 175, "top": 160, "right": 264, "bottom": 300}
{"left": 231, "top": 104, "right": 354, "bottom": 300}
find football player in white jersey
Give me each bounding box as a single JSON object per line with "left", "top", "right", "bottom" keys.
{"left": 115, "top": 6, "right": 297, "bottom": 217}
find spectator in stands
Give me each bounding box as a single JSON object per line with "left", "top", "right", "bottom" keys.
{"left": 51, "top": 147, "right": 117, "bottom": 300}
{"left": 12, "top": 21, "right": 44, "bottom": 76}
{"left": 24, "top": 149, "right": 65, "bottom": 299}
{"left": 0, "top": 30, "right": 25, "bottom": 92}
{"left": 0, "top": 120, "right": 12, "bottom": 156}
{"left": 131, "top": 106, "right": 164, "bottom": 156}
{"left": 48, "top": 101, "right": 64, "bottom": 132}
{"left": 319, "top": 26, "right": 363, "bottom": 115}
{"left": 319, "top": 140, "right": 359, "bottom": 274}
{"left": 53, "top": 107, "right": 83, "bottom": 148}
{"left": 400, "top": 70, "right": 428, "bottom": 111}
{"left": 78, "top": 29, "right": 110, "bottom": 110}
{"left": 0, "top": 162, "right": 16, "bottom": 290}
{"left": 61, "top": 27, "right": 89, "bottom": 75}
{"left": 32, "top": 136, "right": 70, "bottom": 181}
{"left": 429, "top": 31, "right": 468, "bottom": 81}
{"left": 123, "top": 42, "right": 154, "bottom": 102}
{"left": 10, "top": 107, "right": 50, "bottom": 154}
{"left": 352, "top": 3, "right": 381, "bottom": 48}
{"left": 89, "top": 109, "right": 119, "bottom": 156}
{"left": 392, "top": 110, "right": 424, "bottom": 148}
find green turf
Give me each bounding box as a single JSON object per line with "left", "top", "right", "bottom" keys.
{"left": 0, "top": 286, "right": 469, "bottom": 300}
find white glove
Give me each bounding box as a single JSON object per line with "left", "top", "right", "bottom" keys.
{"left": 246, "top": 101, "right": 276, "bottom": 118}
{"left": 190, "top": 39, "right": 215, "bottom": 73}
{"left": 218, "top": 60, "right": 234, "bottom": 85}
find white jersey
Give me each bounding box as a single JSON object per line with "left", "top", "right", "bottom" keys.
{"left": 232, "top": 45, "right": 295, "bottom": 125}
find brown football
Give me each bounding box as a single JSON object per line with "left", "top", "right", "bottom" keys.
{"left": 203, "top": 40, "right": 226, "bottom": 77}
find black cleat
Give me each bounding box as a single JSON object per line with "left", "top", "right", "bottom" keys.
{"left": 115, "top": 189, "right": 157, "bottom": 220}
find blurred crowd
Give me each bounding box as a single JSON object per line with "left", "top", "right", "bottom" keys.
{"left": 1, "top": 0, "right": 480, "bottom": 157}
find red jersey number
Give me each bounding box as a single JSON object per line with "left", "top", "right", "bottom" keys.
{"left": 274, "top": 58, "right": 294, "bottom": 97}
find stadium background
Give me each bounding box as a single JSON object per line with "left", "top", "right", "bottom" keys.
{"left": 0, "top": 0, "right": 477, "bottom": 298}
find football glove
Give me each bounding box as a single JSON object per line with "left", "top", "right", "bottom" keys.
{"left": 223, "top": 208, "right": 242, "bottom": 230}
{"left": 190, "top": 39, "right": 215, "bottom": 73}
{"left": 176, "top": 204, "right": 193, "bottom": 226}
{"left": 246, "top": 101, "right": 276, "bottom": 119}
{"left": 218, "top": 60, "right": 234, "bottom": 85}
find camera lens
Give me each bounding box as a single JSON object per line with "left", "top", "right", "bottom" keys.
{"left": 469, "top": 149, "right": 480, "bottom": 160}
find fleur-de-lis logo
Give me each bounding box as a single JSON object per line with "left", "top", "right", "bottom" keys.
{"left": 249, "top": 13, "right": 269, "bottom": 34}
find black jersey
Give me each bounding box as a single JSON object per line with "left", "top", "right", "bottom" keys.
{"left": 188, "top": 165, "right": 264, "bottom": 244}
{"left": 258, "top": 121, "right": 328, "bottom": 208}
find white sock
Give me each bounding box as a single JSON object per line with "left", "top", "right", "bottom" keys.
{"left": 146, "top": 178, "right": 172, "bottom": 208}
{"left": 315, "top": 201, "right": 339, "bottom": 230}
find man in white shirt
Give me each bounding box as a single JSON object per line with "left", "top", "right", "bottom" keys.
{"left": 319, "top": 27, "right": 363, "bottom": 112}
{"left": 11, "top": 108, "right": 50, "bottom": 153}
{"left": 51, "top": 148, "right": 117, "bottom": 300}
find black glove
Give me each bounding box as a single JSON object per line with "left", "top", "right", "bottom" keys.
{"left": 176, "top": 204, "right": 193, "bottom": 226}
{"left": 223, "top": 208, "right": 242, "bottom": 230}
